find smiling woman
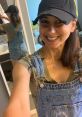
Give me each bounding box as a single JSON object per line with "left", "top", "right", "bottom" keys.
{"left": 4, "top": 0, "right": 82, "bottom": 117}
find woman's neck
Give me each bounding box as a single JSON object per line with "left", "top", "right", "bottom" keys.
{"left": 42, "top": 44, "right": 64, "bottom": 61}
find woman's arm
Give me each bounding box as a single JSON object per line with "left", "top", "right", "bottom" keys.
{"left": 4, "top": 62, "right": 31, "bottom": 117}
{"left": 0, "top": 13, "right": 9, "bottom": 21}
{"left": 0, "top": 14, "right": 10, "bottom": 30}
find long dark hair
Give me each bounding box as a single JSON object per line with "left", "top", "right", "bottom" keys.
{"left": 5, "top": 5, "right": 21, "bottom": 27}
{"left": 9, "top": 13, "right": 21, "bottom": 27}
{"left": 61, "top": 30, "right": 80, "bottom": 69}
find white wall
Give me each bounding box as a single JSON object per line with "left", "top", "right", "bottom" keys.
{"left": 6, "top": 0, "right": 15, "bottom": 6}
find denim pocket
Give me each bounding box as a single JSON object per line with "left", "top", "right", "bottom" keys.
{"left": 49, "top": 102, "right": 82, "bottom": 117}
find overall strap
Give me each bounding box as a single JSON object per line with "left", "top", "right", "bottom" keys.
{"left": 31, "top": 52, "right": 45, "bottom": 79}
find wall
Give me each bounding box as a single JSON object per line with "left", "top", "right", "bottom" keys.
{"left": 6, "top": 0, "right": 15, "bottom": 6}
{"left": 0, "top": 0, "right": 8, "bottom": 10}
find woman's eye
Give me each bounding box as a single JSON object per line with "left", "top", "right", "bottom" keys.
{"left": 41, "top": 23, "right": 49, "bottom": 27}
{"left": 40, "top": 19, "right": 48, "bottom": 23}
{"left": 39, "top": 19, "right": 64, "bottom": 28}
{"left": 40, "top": 20, "right": 49, "bottom": 27}
{"left": 55, "top": 20, "right": 64, "bottom": 27}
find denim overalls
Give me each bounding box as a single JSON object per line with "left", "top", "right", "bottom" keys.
{"left": 19, "top": 49, "right": 82, "bottom": 117}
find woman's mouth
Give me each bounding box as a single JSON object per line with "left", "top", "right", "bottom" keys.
{"left": 47, "top": 36, "right": 59, "bottom": 42}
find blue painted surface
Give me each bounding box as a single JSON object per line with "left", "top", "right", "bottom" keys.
{"left": 27, "top": 0, "right": 42, "bottom": 50}
{"left": 35, "top": 44, "right": 42, "bottom": 51}
{"left": 27, "top": 0, "right": 41, "bottom": 21}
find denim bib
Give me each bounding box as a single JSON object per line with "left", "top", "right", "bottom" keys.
{"left": 37, "top": 78, "right": 82, "bottom": 117}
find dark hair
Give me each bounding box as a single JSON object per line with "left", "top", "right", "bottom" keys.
{"left": 61, "top": 30, "right": 80, "bottom": 69}
{"left": 9, "top": 13, "right": 21, "bottom": 27}
{"left": 5, "top": 5, "right": 21, "bottom": 27}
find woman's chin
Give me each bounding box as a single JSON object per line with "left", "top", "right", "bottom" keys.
{"left": 45, "top": 44, "right": 59, "bottom": 49}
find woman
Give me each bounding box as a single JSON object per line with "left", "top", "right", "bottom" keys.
{"left": 0, "top": 5, "right": 27, "bottom": 66}
{"left": 4, "top": 0, "right": 82, "bottom": 117}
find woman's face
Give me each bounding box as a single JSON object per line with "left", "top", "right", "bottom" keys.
{"left": 39, "top": 15, "right": 77, "bottom": 49}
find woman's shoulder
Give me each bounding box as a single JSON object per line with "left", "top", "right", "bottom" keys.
{"left": 18, "top": 48, "right": 43, "bottom": 69}
{"left": 1, "top": 22, "right": 11, "bottom": 27}
{"left": 1, "top": 22, "right": 15, "bottom": 31}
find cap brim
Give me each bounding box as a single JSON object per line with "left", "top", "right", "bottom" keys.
{"left": 33, "top": 9, "right": 74, "bottom": 25}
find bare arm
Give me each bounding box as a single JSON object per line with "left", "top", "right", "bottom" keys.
{"left": 0, "top": 13, "right": 9, "bottom": 21}
{"left": 0, "top": 14, "right": 10, "bottom": 30}
{"left": 4, "top": 62, "right": 31, "bottom": 117}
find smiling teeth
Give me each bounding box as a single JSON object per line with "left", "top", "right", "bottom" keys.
{"left": 48, "top": 37, "right": 57, "bottom": 40}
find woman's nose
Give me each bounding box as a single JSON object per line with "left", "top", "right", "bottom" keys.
{"left": 49, "top": 26, "right": 56, "bottom": 34}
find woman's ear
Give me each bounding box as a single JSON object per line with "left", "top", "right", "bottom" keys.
{"left": 71, "top": 19, "right": 77, "bottom": 32}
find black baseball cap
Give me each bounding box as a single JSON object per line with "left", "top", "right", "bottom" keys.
{"left": 33, "top": 0, "right": 77, "bottom": 25}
